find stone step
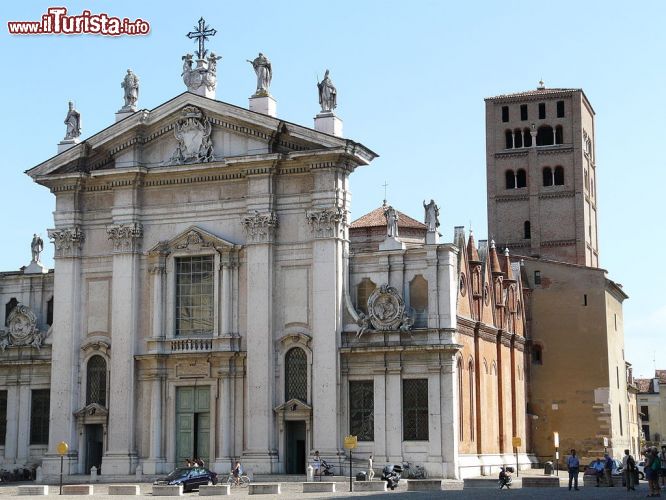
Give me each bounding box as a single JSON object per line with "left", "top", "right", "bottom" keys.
{"left": 407, "top": 479, "right": 445, "bottom": 491}
{"left": 199, "top": 484, "right": 231, "bottom": 496}
{"left": 522, "top": 476, "right": 560, "bottom": 488}
{"left": 352, "top": 480, "right": 388, "bottom": 492}
{"left": 16, "top": 485, "right": 49, "bottom": 496}
{"left": 302, "top": 482, "right": 336, "bottom": 493}
{"left": 108, "top": 484, "right": 140, "bottom": 495}
{"left": 249, "top": 483, "right": 281, "bottom": 495}
{"left": 61, "top": 484, "right": 94, "bottom": 495}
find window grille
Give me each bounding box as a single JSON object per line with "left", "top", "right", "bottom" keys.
{"left": 402, "top": 379, "right": 428, "bottom": 441}
{"left": 176, "top": 256, "right": 214, "bottom": 335}
{"left": 86, "top": 355, "right": 107, "bottom": 406}
{"left": 350, "top": 381, "right": 374, "bottom": 441}
{"left": 285, "top": 348, "right": 307, "bottom": 402}
{"left": 30, "top": 389, "right": 50, "bottom": 445}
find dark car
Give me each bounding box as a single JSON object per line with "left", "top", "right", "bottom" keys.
{"left": 154, "top": 467, "right": 218, "bottom": 492}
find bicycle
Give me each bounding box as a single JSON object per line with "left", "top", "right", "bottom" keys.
{"left": 226, "top": 473, "right": 251, "bottom": 487}
{"left": 402, "top": 462, "right": 427, "bottom": 479}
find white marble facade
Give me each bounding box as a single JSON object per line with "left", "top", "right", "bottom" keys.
{"left": 9, "top": 86, "right": 469, "bottom": 479}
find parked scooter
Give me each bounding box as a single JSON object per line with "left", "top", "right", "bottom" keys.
{"left": 381, "top": 464, "right": 402, "bottom": 490}
{"left": 499, "top": 466, "right": 514, "bottom": 489}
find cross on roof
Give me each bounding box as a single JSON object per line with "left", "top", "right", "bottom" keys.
{"left": 187, "top": 17, "right": 217, "bottom": 60}
{"left": 382, "top": 181, "right": 389, "bottom": 205}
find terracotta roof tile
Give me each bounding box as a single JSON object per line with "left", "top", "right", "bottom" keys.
{"left": 656, "top": 370, "right": 666, "bottom": 384}
{"left": 485, "top": 88, "right": 581, "bottom": 101}
{"left": 350, "top": 205, "right": 426, "bottom": 230}
{"left": 635, "top": 378, "right": 652, "bottom": 393}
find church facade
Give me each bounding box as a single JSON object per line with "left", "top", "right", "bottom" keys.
{"left": 0, "top": 24, "right": 535, "bottom": 479}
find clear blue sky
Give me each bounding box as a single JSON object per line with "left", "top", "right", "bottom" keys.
{"left": 1, "top": 1, "right": 664, "bottom": 377}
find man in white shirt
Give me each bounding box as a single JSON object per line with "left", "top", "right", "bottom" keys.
{"left": 567, "top": 449, "right": 580, "bottom": 491}
{"left": 623, "top": 449, "right": 636, "bottom": 491}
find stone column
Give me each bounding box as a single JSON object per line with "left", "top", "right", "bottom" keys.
{"left": 220, "top": 260, "right": 232, "bottom": 336}
{"left": 241, "top": 209, "right": 278, "bottom": 473}
{"left": 143, "top": 376, "right": 164, "bottom": 474}
{"left": 373, "top": 370, "right": 387, "bottom": 461}
{"left": 306, "top": 206, "right": 346, "bottom": 455}
{"left": 150, "top": 264, "right": 165, "bottom": 339}
{"left": 102, "top": 222, "right": 143, "bottom": 475}
{"left": 16, "top": 384, "right": 31, "bottom": 463}
{"left": 440, "top": 352, "right": 460, "bottom": 479}
{"left": 4, "top": 385, "right": 18, "bottom": 464}
{"left": 42, "top": 226, "right": 84, "bottom": 475}
{"left": 215, "top": 371, "right": 232, "bottom": 472}
{"left": 385, "top": 358, "right": 402, "bottom": 463}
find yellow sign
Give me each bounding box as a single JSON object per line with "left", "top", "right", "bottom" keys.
{"left": 512, "top": 436, "right": 522, "bottom": 448}
{"left": 343, "top": 435, "right": 358, "bottom": 450}
{"left": 56, "top": 441, "right": 69, "bottom": 455}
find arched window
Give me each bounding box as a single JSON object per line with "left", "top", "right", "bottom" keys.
{"left": 505, "top": 130, "right": 513, "bottom": 149}
{"left": 468, "top": 359, "right": 475, "bottom": 441}
{"left": 505, "top": 170, "right": 515, "bottom": 189}
{"left": 555, "top": 125, "right": 563, "bottom": 145}
{"left": 86, "top": 355, "right": 107, "bottom": 406}
{"left": 523, "top": 128, "right": 532, "bottom": 147}
{"left": 409, "top": 275, "right": 428, "bottom": 328}
{"left": 458, "top": 358, "right": 463, "bottom": 441}
{"left": 536, "top": 125, "right": 554, "bottom": 146}
{"left": 619, "top": 404, "right": 623, "bottom": 436}
{"left": 516, "top": 169, "right": 527, "bottom": 188}
{"left": 46, "top": 297, "right": 54, "bottom": 326}
{"left": 356, "top": 278, "right": 376, "bottom": 315}
{"left": 285, "top": 348, "right": 307, "bottom": 402}
{"left": 554, "top": 166, "right": 564, "bottom": 185}
{"left": 584, "top": 170, "right": 589, "bottom": 190}
{"left": 524, "top": 221, "right": 531, "bottom": 239}
{"left": 5, "top": 298, "right": 18, "bottom": 327}
{"left": 542, "top": 167, "right": 553, "bottom": 186}
{"left": 513, "top": 129, "right": 523, "bottom": 148}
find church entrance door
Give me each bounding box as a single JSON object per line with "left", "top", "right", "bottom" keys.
{"left": 85, "top": 424, "right": 103, "bottom": 474}
{"left": 176, "top": 386, "right": 210, "bottom": 466}
{"left": 285, "top": 421, "right": 306, "bottom": 474}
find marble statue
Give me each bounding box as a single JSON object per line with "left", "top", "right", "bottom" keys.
{"left": 317, "top": 69, "right": 337, "bottom": 112}
{"left": 182, "top": 54, "right": 194, "bottom": 88}
{"left": 121, "top": 69, "right": 139, "bottom": 109}
{"left": 63, "top": 101, "right": 81, "bottom": 140}
{"left": 384, "top": 205, "right": 399, "bottom": 238}
{"left": 423, "top": 199, "right": 440, "bottom": 232}
{"left": 31, "top": 234, "right": 43, "bottom": 263}
{"left": 247, "top": 53, "right": 272, "bottom": 96}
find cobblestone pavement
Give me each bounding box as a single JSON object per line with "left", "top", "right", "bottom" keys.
{"left": 0, "top": 480, "right": 656, "bottom": 499}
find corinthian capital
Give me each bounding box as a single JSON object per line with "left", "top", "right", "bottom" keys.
{"left": 48, "top": 226, "right": 85, "bottom": 258}
{"left": 305, "top": 207, "right": 346, "bottom": 239}
{"left": 107, "top": 222, "right": 143, "bottom": 253}
{"left": 240, "top": 211, "right": 278, "bottom": 244}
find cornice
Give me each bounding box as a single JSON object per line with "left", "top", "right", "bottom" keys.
{"left": 539, "top": 190, "right": 574, "bottom": 200}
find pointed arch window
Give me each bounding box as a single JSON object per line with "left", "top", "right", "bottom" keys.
{"left": 356, "top": 278, "right": 376, "bottom": 315}
{"left": 458, "top": 358, "right": 464, "bottom": 442}
{"left": 285, "top": 347, "right": 307, "bottom": 403}
{"left": 543, "top": 167, "right": 553, "bottom": 186}
{"left": 524, "top": 221, "right": 531, "bottom": 239}
{"left": 554, "top": 166, "right": 565, "bottom": 185}
{"left": 86, "top": 355, "right": 107, "bottom": 406}
{"left": 468, "top": 359, "right": 475, "bottom": 441}
{"left": 516, "top": 169, "right": 527, "bottom": 188}
{"left": 505, "top": 170, "right": 516, "bottom": 189}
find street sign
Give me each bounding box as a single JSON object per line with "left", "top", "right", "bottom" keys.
{"left": 512, "top": 436, "right": 522, "bottom": 448}
{"left": 603, "top": 437, "right": 609, "bottom": 447}
{"left": 56, "top": 441, "right": 69, "bottom": 455}
{"left": 553, "top": 432, "right": 560, "bottom": 447}
{"left": 343, "top": 435, "right": 358, "bottom": 450}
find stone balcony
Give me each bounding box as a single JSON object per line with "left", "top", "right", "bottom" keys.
{"left": 145, "top": 335, "right": 240, "bottom": 354}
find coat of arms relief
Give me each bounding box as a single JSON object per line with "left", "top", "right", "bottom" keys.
{"left": 356, "top": 283, "right": 414, "bottom": 338}
{"left": 166, "top": 105, "right": 214, "bottom": 165}
{"left": 0, "top": 304, "right": 48, "bottom": 351}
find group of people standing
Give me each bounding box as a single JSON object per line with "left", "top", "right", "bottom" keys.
{"left": 644, "top": 446, "right": 665, "bottom": 497}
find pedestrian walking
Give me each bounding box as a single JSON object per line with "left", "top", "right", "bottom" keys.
{"left": 660, "top": 446, "right": 666, "bottom": 487}
{"left": 622, "top": 449, "right": 636, "bottom": 491}
{"left": 604, "top": 453, "right": 614, "bottom": 487}
{"left": 367, "top": 455, "right": 375, "bottom": 481}
{"left": 567, "top": 449, "right": 580, "bottom": 491}
{"left": 648, "top": 447, "right": 662, "bottom": 497}
{"left": 312, "top": 450, "right": 321, "bottom": 477}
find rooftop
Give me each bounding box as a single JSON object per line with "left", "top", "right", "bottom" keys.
{"left": 350, "top": 204, "right": 425, "bottom": 230}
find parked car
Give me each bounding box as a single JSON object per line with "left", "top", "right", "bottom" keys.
{"left": 637, "top": 460, "right": 646, "bottom": 481}
{"left": 154, "top": 467, "right": 218, "bottom": 492}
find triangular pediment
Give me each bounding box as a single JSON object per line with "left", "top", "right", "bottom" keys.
{"left": 149, "top": 225, "right": 239, "bottom": 255}
{"left": 274, "top": 398, "right": 312, "bottom": 413}
{"left": 27, "top": 92, "right": 376, "bottom": 179}
{"left": 74, "top": 402, "right": 108, "bottom": 418}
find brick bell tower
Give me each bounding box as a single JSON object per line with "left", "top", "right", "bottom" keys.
{"left": 484, "top": 81, "right": 599, "bottom": 267}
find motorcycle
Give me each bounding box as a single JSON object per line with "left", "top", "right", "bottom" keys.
{"left": 381, "top": 464, "right": 402, "bottom": 490}
{"left": 499, "top": 466, "right": 514, "bottom": 489}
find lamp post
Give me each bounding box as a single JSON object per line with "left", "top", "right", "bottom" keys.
{"left": 553, "top": 432, "right": 560, "bottom": 477}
